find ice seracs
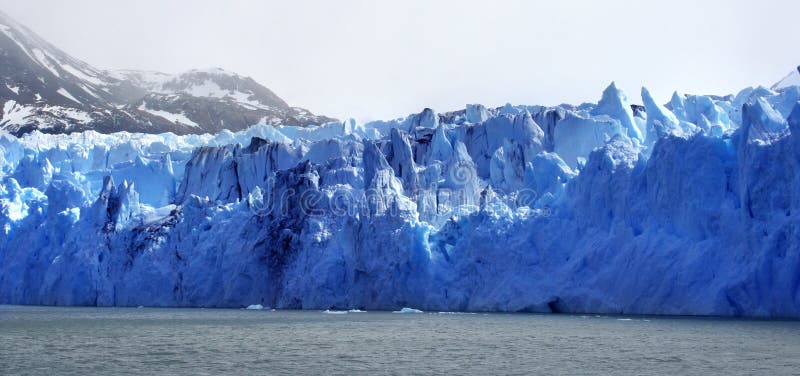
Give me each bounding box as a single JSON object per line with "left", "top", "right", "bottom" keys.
{"left": 740, "top": 97, "right": 789, "bottom": 145}
{"left": 553, "top": 112, "right": 625, "bottom": 169}
{"left": 591, "top": 82, "right": 643, "bottom": 141}
{"left": 771, "top": 65, "right": 800, "bottom": 91}
{"left": 1, "top": 72, "right": 800, "bottom": 318}
{"left": 466, "top": 104, "right": 490, "bottom": 123}
{"left": 641, "top": 87, "right": 694, "bottom": 143}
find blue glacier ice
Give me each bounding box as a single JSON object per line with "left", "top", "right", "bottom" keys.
{"left": 1, "top": 82, "right": 799, "bottom": 318}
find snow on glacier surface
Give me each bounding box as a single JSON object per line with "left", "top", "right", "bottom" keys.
{"left": 1, "top": 82, "right": 800, "bottom": 318}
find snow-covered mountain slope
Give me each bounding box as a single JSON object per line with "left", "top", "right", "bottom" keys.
{"left": 110, "top": 68, "right": 335, "bottom": 134}
{"left": 1, "top": 76, "right": 799, "bottom": 317}
{"left": 0, "top": 11, "right": 334, "bottom": 136}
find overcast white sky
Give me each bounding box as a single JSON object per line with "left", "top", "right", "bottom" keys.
{"left": 1, "top": 0, "right": 798, "bottom": 121}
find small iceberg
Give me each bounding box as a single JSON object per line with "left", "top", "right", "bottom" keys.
{"left": 393, "top": 307, "right": 423, "bottom": 314}
{"left": 323, "top": 309, "right": 348, "bottom": 314}
{"left": 348, "top": 309, "right": 367, "bottom": 313}
{"left": 245, "top": 304, "right": 265, "bottom": 310}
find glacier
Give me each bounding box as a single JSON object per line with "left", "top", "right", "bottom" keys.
{"left": 1, "top": 82, "right": 799, "bottom": 318}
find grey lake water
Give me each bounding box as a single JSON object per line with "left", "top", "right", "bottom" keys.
{"left": 1, "top": 306, "right": 799, "bottom": 375}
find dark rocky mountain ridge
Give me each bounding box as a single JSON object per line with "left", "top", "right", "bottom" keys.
{"left": 0, "top": 10, "right": 335, "bottom": 136}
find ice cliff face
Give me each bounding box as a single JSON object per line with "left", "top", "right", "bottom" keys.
{"left": 1, "top": 81, "right": 799, "bottom": 318}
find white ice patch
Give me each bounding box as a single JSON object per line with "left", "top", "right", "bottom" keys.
{"left": 156, "top": 77, "right": 272, "bottom": 110}
{"left": 43, "top": 105, "right": 93, "bottom": 125}
{"left": 32, "top": 48, "right": 61, "bottom": 78}
{"left": 137, "top": 103, "right": 199, "bottom": 128}
{"left": 59, "top": 63, "right": 106, "bottom": 86}
{"left": 1, "top": 100, "right": 36, "bottom": 126}
{"left": 56, "top": 88, "right": 81, "bottom": 104}
{"left": 393, "top": 307, "right": 423, "bottom": 314}
{"left": 5, "top": 85, "right": 20, "bottom": 95}
{"left": 184, "top": 79, "right": 226, "bottom": 98}
{"left": 58, "top": 207, "right": 80, "bottom": 223}
{"left": 80, "top": 85, "right": 101, "bottom": 99}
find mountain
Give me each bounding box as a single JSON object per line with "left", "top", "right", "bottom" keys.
{"left": 1, "top": 74, "right": 799, "bottom": 316}
{"left": 0, "top": 10, "right": 334, "bottom": 136}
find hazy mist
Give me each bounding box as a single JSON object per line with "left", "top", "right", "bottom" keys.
{"left": 2, "top": 0, "right": 798, "bottom": 121}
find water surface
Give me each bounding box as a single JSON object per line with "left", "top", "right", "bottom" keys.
{"left": 1, "top": 305, "right": 798, "bottom": 375}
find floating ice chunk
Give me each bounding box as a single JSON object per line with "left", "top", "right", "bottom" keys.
{"left": 245, "top": 304, "right": 264, "bottom": 310}
{"left": 394, "top": 307, "right": 423, "bottom": 313}
{"left": 323, "top": 309, "right": 348, "bottom": 314}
